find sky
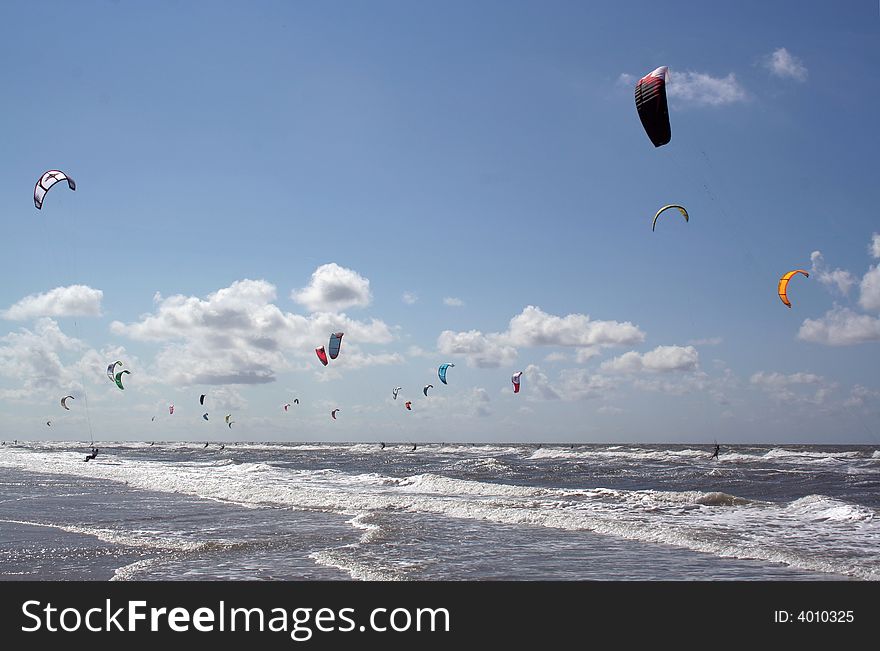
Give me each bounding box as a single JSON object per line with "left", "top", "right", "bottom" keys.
{"left": 1, "top": 1, "right": 878, "bottom": 444}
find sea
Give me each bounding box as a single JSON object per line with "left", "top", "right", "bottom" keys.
{"left": 0, "top": 441, "right": 878, "bottom": 581}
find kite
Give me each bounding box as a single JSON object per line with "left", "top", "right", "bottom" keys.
{"left": 393, "top": 387, "right": 402, "bottom": 400}
{"left": 114, "top": 370, "right": 130, "bottom": 390}
{"left": 34, "top": 170, "right": 76, "bottom": 209}
{"left": 169, "top": 404, "right": 174, "bottom": 415}
{"left": 405, "top": 401, "right": 412, "bottom": 411}
{"left": 778, "top": 270, "right": 809, "bottom": 308}
{"left": 331, "top": 409, "right": 340, "bottom": 420}
{"left": 315, "top": 346, "right": 329, "bottom": 366}
{"left": 652, "top": 204, "right": 689, "bottom": 232}
{"left": 203, "top": 413, "right": 209, "bottom": 421}
{"left": 635, "top": 66, "right": 671, "bottom": 147}
{"left": 107, "top": 361, "right": 123, "bottom": 382}
{"left": 328, "top": 332, "right": 344, "bottom": 360}
{"left": 225, "top": 414, "right": 234, "bottom": 428}
{"left": 423, "top": 384, "right": 433, "bottom": 396}
{"left": 438, "top": 363, "right": 455, "bottom": 385}
{"left": 61, "top": 395, "right": 74, "bottom": 410}
{"left": 512, "top": 371, "right": 523, "bottom": 394}
{"left": 199, "top": 394, "right": 206, "bottom": 406}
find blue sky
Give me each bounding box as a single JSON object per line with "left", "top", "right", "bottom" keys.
{"left": 1, "top": 1, "right": 878, "bottom": 443}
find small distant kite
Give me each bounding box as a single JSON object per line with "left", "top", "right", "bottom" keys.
{"left": 61, "top": 395, "right": 75, "bottom": 410}
{"left": 438, "top": 363, "right": 455, "bottom": 385}
{"left": 114, "top": 370, "right": 130, "bottom": 390}
{"left": 315, "top": 346, "right": 329, "bottom": 366}
{"left": 199, "top": 394, "right": 206, "bottom": 406}
{"left": 511, "top": 371, "right": 523, "bottom": 394}
{"left": 405, "top": 401, "right": 412, "bottom": 411}
{"left": 202, "top": 413, "right": 209, "bottom": 421}
{"left": 293, "top": 398, "right": 299, "bottom": 405}
{"left": 652, "top": 204, "right": 689, "bottom": 232}
{"left": 106, "top": 361, "right": 123, "bottom": 382}
{"left": 328, "top": 332, "right": 344, "bottom": 360}
{"left": 225, "top": 414, "right": 234, "bottom": 428}
{"left": 169, "top": 404, "right": 174, "bottom": 415}
{"left": 331, "top": 408, "right": 340, "bottom": 420}
{"left": 46, "top": 420, "right": 52, "bottom": 427}
{"left": 34, "top": 170, "right": 76, "bottom": 209}
{"left": 283, "top": 403, "right": 291, "bottom": 412}
{"left": 392, "top": 387, "right": 402, "bottom": 400}
{"left": 778, "top": 270, "right": 809, "bottom": 308}
{"left": 423, "top": 384, "right": 433, "bottom": 396}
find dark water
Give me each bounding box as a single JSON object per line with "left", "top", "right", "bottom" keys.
{"left": 1, "top": 442, "right": 877, "bottom": 580}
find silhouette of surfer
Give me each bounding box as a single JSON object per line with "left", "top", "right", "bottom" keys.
{"left": 84, "top": 447, "right": 98, "bottom": 462}
{"left": 204, "top": 442, "right": 209, "bottom": 448}
{"left": 219, "top": 444, "right": 225, "bottom": 450}
{"left": 711, "top": 444, "right": 720, "bottom": 460}
{"left": 380, "top": 442, "right": 385, "bottom": 450}
{"left": 411, "top": 444, "right": 417, "bottom": 451}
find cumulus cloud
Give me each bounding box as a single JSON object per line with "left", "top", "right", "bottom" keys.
{"left": 523, "top": 364, "right": 561, "bottom": 401}
{"left": 763, "top": 47, "right": 808, "bottom": 81}
{"left": 844, "top": 385, "right": 880, "bottom": 408}
{"left": 443, "top": 297, "right": 464, "bottom": 307}
{"left": 810, "top": 251, "right": 856, "bottom": 296}
{"left": 600, "top": 345, "right": 699, "bottom": 374}
{"left": 1, "top": 285, "right": 103, "bottom": 320}
{"left": 436, "top": 330, "right": 517, "bottom": 368}
{"left": 0, "top": 318, "right": 85, "bottom": 399}
{"left": 667, "top": 70, "right": 747, "bottom": 107}
{"left": 798, "top": 307, "right": 880, "bottom": 346}
{"left": 402, "top": 292, "right": 418, "bottom": 305}
{"left": 870, "top": 233, "right": 880, "bottom": 259}
{"left": 750, "top": 371, "right": 833, "bottom": 404}
{"left": 505, "top": 306, "right": 644, "bottom": 350}
{"left": 859, "top": 264, "right": 880, "bottom": 312}
{"left": 616, "top": 72, "right": 636, "bottom": 86}
{"left": 111, "top": 279, "right": 394, "bottom": 385}
{"left": 292, "top": 263, "right": 372, "bottom": 312}
{"left": 437, "top": 306, "right": 644, "bottom": 368}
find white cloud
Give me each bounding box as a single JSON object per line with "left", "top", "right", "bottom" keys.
{"left": 667, "top": 70, "right": 747, "bottom": 107}
{"left": 859, "top": 264, "right": 880, "bottom": 312}
{"left": 292, "top": 263, "right": 372, "bottom": 312}
{"left": 870, "top": 233, "right": 880, "bottom": 259}
{"left": 617, "top": 72, "right": 635, "bottom": 86}
{"left": 436, "top": 306, "right": 644, "bottom": 368}
{"left": 0, "top": 318, "right": 85, "bottom": 399}
{"left": 523, "top": 364, "right": 561, "bottom": 401}
{"left": 111, "top": 279, "right": 394, "bottom": 385}
{"left": 844, "top": 385, "right": 880, "bottom": 408}
{"left": 810, "top": 251, "right": 856, "bottom": 296}
{"left": 763, "top": 47, "right": 808, "bottom": 82}
{"left": 798, "top": 307, "right": 880, "bottom": 346}
{"left": 1, "top": 285, "right": 103, "bottom": 320}
{"left": 505, "top": 306, "right": 644, "bottom": 350}
{"left": 600, "top": 345, "right": 699, "bottom": 374}
{"left": 402, "top": 292, "right": 418, "bottom": 305}
{"left": 750, "top": 371, "right": 834, "bottom": 404}
{"left": 443, "top": 297, "right": 464, "bottom": 307}
{"left": 436, "top": 329, "right": 517, "bottom": 368}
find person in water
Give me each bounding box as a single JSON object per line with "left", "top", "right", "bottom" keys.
{"left": 84, "top": 448, "right": 98, "bottom": 462}
{"left": 711, "top": 444, "right": 720, "bottom": 460}
{"left": 380, "top": 442, "right": 385, "bottom": 449}
{"left": 204, "top": 442, "right": 209, "bottom": 448}
{"left": 219, "top": 444, "right": 225, "bottom": 450}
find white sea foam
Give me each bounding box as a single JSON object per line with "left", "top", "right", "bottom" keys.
{"left": 1, "top": 445, "right": 878, "bottom": 580}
